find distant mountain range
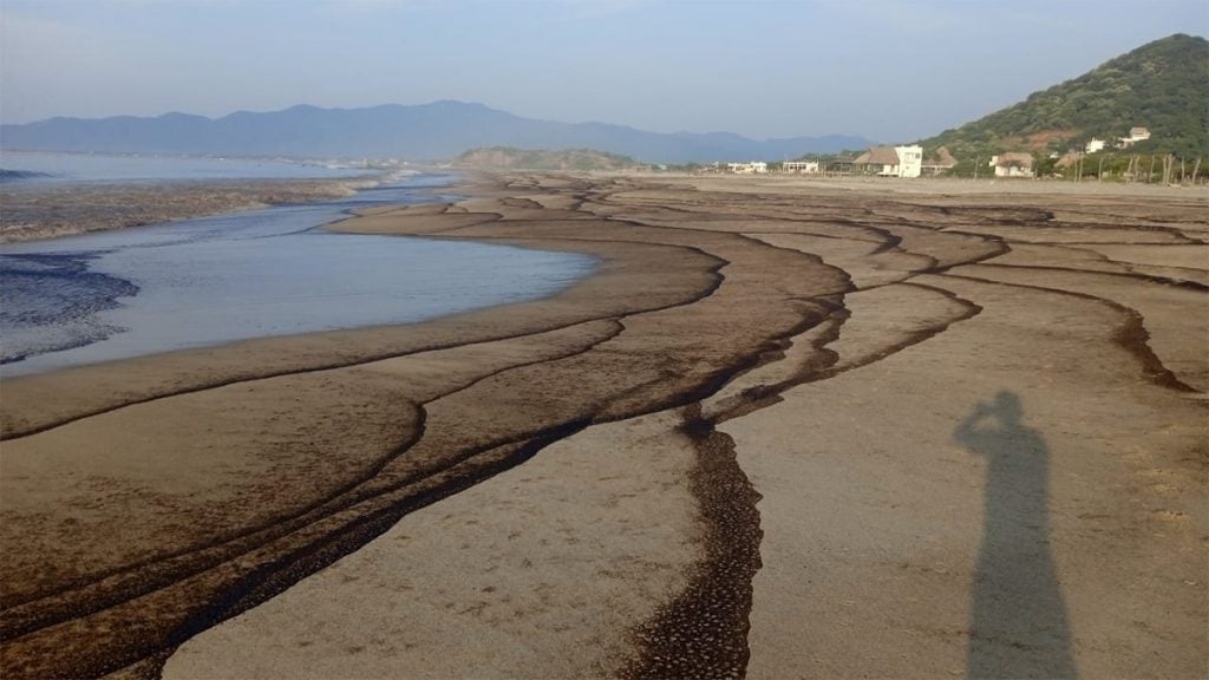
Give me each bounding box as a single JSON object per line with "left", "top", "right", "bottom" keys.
{"left": 0, "top": 101, "right": 872, "bottom": 164}
{"left": 919, "top": 34, "right": 1209, "bottom": 160}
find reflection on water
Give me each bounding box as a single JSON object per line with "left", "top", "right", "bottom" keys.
{"left": 955, "top": 391, "right": 1077, "bottom": 680}
{"left": 0, "top": 176, "right": 597, "bottom": 377}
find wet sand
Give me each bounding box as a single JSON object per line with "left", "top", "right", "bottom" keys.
{"left": 0, "top": 178, "right": 374, "bottom": 243}
{"left": 0, "top": 174, "right": 1205, "bottom": 678}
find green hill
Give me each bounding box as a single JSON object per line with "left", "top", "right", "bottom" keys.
{"left": 920, "top": 34, "right": 1209, "bottom": 163}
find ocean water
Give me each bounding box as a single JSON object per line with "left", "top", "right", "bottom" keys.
{"left": 0, "top": 149, "right": 372, "bottom": 184}
{"left": 0, "top": 174, "right": 598, "bottom": 377}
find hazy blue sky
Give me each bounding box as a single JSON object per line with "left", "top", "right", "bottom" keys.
{"left": 2, "top": 0, "right": 1206, "bottom": 142}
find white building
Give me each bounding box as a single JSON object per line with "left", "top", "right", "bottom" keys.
{"left": 1086, "top": 138, "right": 1106, "bottom": 153}
{"left": 782, "top": 161, "right": 820, "bottom": 173}
{"left": 1119, "top": 126, "right": 1151, "bottom": 147}
{"left": 727, "top": 162, "right": 768, "bottom": 174}
{"left": 989, "top": 152, "right": 1035, "bottom": 178}
{"left": 894, "top": 145, "right": 923, "bottom": 178}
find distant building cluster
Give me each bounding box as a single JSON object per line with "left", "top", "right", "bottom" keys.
{"left": 716, "top": 144, "right": 954, "bottom": 180}
{"left": 701, "top": 121, "right": 1160, "bottom": 180}
{"left": 1045, "top": 124, "right": 1156, "bottom": 178}
{"left": 711, "top": 125, "right": 1152, "bottom": 181}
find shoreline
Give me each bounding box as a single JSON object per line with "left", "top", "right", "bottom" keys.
{"left": 1, "top": 173, "right": 1205, "bottom": 678}
{"left": 5, "top": 170, "right": 1201, "bottom": 246}
{"left": 0, "top": 175, "right": 383, "bottom": 244}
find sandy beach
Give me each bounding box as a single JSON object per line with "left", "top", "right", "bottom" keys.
{"left": 0, "top": 173, "right": 1205, "bottom": 679}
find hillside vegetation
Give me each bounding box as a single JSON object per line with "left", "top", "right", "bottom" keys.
{"left": 454, "top": 147, "right": 643, "bottom": 172}
{"left": 920, "top": 34, "right": 1209, "bottom": 162}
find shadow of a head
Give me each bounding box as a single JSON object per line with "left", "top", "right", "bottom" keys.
{"left": 991, "top": 390, "right": 1022, "bottom": 426}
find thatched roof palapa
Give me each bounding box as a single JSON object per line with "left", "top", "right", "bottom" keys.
{"left": 853, "top": 146, "right": 901, "bottom": 166}
{"left": 925, "top": 146, "right": 958, "bottom": 168}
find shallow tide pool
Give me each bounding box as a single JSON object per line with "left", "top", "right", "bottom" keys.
{"left": 0, "top": 175, "right": 598, "bottom": 376}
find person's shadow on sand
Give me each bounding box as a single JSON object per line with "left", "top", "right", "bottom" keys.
{"left": 955, "top": 391, "right": 1077, "bottom": 680}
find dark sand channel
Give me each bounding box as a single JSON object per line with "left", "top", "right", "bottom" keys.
{"left": 1, "top": 174, "right": 1205, "bottom": 679}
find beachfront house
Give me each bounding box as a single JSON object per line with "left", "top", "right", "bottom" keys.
{"left": 727, "top": 162, "right": 768, "bottom": 174}
{"left": 896, "top": 145, "right": 924, "bottom": 178}
{"left": 852, "top": 147, "right": 900, "bottom": 176}
{"left": 989, "top": 152, "right": 1036, "bottom": 178}
{"left": 782, "top": 161, "right": 820, "bottom": 174}
{"left": 852, "top": 145, "right": 923, "bottom": 178}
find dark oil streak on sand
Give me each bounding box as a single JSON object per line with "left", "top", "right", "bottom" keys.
{"left": 615, "top": 286, "right": 984, "bottom": 680}
{"left": 618, "top": 231, "right": 1201, "bottom": 680}
{"left": 943, "top": 272, "right": 1201, "bottom": 394}
{"left": 590, "top": 186, "right": 1202, "bottom": 680}
{"left": 0, "top": 225, "right": 742, "bottom": 678}
{"left": 0, "top": 321, "right": 628, "bottom": 639}
{"left": 13, "top": 177, "right": 1195, "bottom": 679}
{"left": 621, "top": 405, "right": 762, "bottom": 680}
{"left": 611, "top": 203, "right": 1007, "bottom": 679}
